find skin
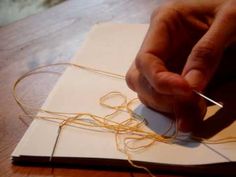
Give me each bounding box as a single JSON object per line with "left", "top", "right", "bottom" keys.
{"left": 125, "top": 0, "right": 236, "bottom": 132}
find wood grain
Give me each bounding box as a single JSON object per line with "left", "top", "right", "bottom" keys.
{"left": 0, "top": 0, "right": 185, "bottom": 176}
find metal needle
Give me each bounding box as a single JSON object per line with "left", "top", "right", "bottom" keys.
{"left": 50, "top": 125, "right": 62, "bottom": 162}
{"left": 193, "top": 90, "right": 223, "bottom": 108}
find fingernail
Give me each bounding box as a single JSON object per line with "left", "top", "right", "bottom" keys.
{"left": 184, "top": 69, "right": 206, "bottom": 90}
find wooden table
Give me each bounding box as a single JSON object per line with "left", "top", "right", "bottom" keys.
{"left": 1, "top": 0, "right": 227, "bottom": 176}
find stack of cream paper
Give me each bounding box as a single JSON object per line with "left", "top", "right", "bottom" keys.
{"left": 12, "top": 23, "right": 236, "bottom": 174}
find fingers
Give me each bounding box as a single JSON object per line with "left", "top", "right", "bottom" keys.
{"left": 126, "top": 1, "right": 236, "bottom": 133}
{"left": 126, "top": 62, "right": 207, "bottom": 131}
{"left": 174, "top": 95, "right": 207, "bottom": 132}
{"left": 136, "top": 5, "right": 193, "bottom": 97}
{"left": 126, "top": 63, "right": 175, "bottom": 113}
{"left": 182, "top": 1, "right": 236, "bottom": 91}
{"left": 135, "top": 53, "right": 191, "bottom": 96}
{"left": 139, "top": 6, "right": 173, "bottom": 60}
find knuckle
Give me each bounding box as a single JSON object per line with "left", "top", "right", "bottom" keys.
{"left": 150, "top": 1, "right": 181, "bottom": 22}
{"left": 125, "top": 69, "right": 136, "bottom": 91}
{"left": 135, "top": 53, "right": 144, "bottom": 71}
{"left": 138, "top": 94, "right": 156, "bottom": 111}
{"left": 138, "top": 94, "right": 148, "bottom": 107}
{"left": 151, "top": 6, "right": 161, "bottom": 21}
{"left": 192, "top": 46, "right": 213, "bottom": 60}
{"left": 191, "top": 41, "right": 217, "bottom": 67}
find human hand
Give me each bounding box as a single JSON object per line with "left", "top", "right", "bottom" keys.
{"left": 126, "top": 0, "right": 236, "bottom": 132}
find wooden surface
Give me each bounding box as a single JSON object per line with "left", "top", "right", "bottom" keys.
{"left": 0, "top": 0, "right": 192, "bottom": 176}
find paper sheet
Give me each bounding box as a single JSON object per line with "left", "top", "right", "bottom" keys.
{"left": 12, "top": 23, "right": 236, "bottom": 166}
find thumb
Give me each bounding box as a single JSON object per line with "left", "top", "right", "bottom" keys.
{"left": 182, "top": 6, "right": 236, "bottom": 91}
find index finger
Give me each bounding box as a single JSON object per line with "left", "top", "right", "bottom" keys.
{"left": 136, "top": 10, "right": 191, "bottom": 96}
